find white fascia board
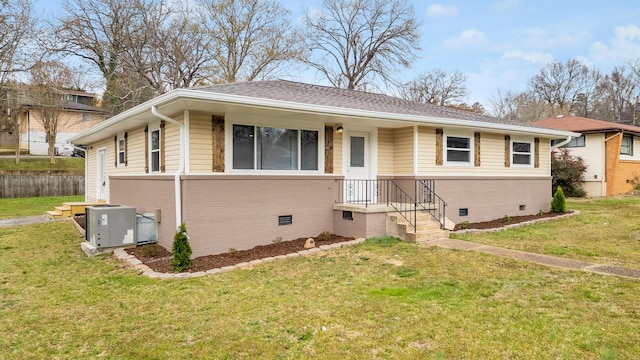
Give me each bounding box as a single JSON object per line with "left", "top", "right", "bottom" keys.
{"left": 70, "top": 88, "right": 580, "bottom": 144}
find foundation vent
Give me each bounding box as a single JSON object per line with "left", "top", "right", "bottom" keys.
{"left": 459, "top": 208, "right": 468, "bottom": 217}
{"left": 278, "top": 215, "right": 293, "bottom": 226}
{"left": 342, "top": 211, "right": 353, "bottom": 221}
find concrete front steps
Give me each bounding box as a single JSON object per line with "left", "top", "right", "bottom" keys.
{"left": 47, "top": 201, "right": 107, "bottom": 219}
{"left": 387, "top": 211, "right": 450, "bottom": 243}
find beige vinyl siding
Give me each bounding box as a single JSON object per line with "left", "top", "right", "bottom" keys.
{"left": 559, "top": 133, "right": 603, "bottom": 183}
{"left": 85, "top": 147, "right": 97, "bottom": 202}
{"left": 417, "top": 126, "right": 435, "bottom": 173}
{"left": 418, "top": 129, "right": 551, "bottom": 177}
{"left": 110, "top": 126, "right": 146, "bottom": 175}
{"left": 189, "top": 111, "right": 214, "bottom": 173}
{"left": 163, "top": 117, "right": 181, "bottom": 173}
{"left": 333, "top": 131, "right": 342, "bottom": 175}
{"left": 393, "top": 127, "right": 414, "bottom": 174}
{"left": 377, "top": 128, "right": 394, "bottom": 174}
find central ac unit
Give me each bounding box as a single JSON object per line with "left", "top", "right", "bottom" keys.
{"left": 85, "top": 205, "right": 137, "bottom": 248}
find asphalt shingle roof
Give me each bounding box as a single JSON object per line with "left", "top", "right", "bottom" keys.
{"left": 532, "top": 115, "right": 640, "bottom": 134}
{"left": 194, "top": 80, "right": 525, "bottom": 126}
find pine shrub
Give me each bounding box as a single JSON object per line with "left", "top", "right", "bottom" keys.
{"left": 551, "top": 186, "right": 567, "bottom": 213}
{"left": 171, "top": 222, "right": 192, "bottom": 272}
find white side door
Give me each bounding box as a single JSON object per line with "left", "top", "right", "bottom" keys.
{"left": 96, "top": 148, "right": 107, "bottom": 200}
{"left": 344, "top": 131, "right": 374, "bottom": 203}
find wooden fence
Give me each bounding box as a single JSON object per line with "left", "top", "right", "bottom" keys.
{"left": 0, "top": 171, "right": 85, "bottom": 198}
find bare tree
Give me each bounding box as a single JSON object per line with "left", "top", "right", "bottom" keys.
{"left": 528, "top": 59, "right": 599, "bottom": 115}
{"left": 488, "top": 89, "right": 552, "bottom": 123}
{"left": 400, "top": 69, "right": 467, "bottom": 106}
{"left": 202, "top": 0, "right": 302, "bottom": 83}
{"left": 302, "top": 0, "right": 421, "bottom": 90}
{"left": 27, "top": 61, "right": 75, "bottom": 164}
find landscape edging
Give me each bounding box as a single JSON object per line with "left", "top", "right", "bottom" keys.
{"left": 452, "top": 210, "right": 580, "bottom": 234}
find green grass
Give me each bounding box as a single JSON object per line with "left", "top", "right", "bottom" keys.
{"left": 0, "top": 224, "right": 638, "bottom": 359}
{"left": 0, "top": 157, "right": 84, "bottom": 173}
{"left": 451, "top": 196, "right": 640, "bottom": 270}
{"left": 0, "top": 196, "right": 84, "bottom": 219}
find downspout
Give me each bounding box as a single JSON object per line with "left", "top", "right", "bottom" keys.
{"left": 151, "top": 106, "right": 185, "bottom": 230}
{"left": 550, "top": 135, "right": 574, "bottom": 150}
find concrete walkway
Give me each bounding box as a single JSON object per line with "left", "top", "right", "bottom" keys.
{"left": 423, "top": 238, "right": 640, "bottom": 280}
{"left": 0, "top": 215, "right": 54, "bottom": 227}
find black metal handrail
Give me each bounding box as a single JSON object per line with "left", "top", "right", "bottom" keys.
{"left": 416, "top": 179, "right": 447, "bottom": 229}
{"left": 335, "top": 178, "right": 447, "bottom": 230}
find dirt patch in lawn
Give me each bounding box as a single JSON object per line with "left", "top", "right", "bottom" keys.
{"left": 125, "top": 234, "right": 355, "bottom": 273}
{"left": 453, "top": 211, "right": 573, "bottom": 231}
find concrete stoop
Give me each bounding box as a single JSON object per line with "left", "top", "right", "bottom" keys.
{"left": 387, "top": 212, "right": 450, "bottom": 243}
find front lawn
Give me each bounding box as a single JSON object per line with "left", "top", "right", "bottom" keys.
{"left": 0, "top": 220, "right": 638, "bottom": 359}
{"left": 451, "top": 196, "right": 640, "bottom": 269}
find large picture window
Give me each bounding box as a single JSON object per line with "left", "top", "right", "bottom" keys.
{"left": 445, "top": 135, "right": 471, "bottom": 164}
{"left": 232, "top": 124, "right": 319, "bottom": 171}
{"left": 512, "top": 141, "right": 532, "bottom": 166}
{"left": 621, "top": 134, "right": 633, "bottom": 155}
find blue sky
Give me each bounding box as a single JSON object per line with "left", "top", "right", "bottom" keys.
{"left": 33, "top": 0, "right": 640, "bottom": 110}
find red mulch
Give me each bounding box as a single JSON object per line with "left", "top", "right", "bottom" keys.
{"left": 453, "top": 211, "right": 572, "bottom": 231}
{"left": 125, "top": 234, "right": 355, "bottom": 273}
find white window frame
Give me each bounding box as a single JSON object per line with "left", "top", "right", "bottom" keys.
{"left": 149, "top": 124, "right": 161, "bottom": 173}
{"left": 444, "top": 131, "right": 474, "bottom": 166}
{"left": 226, "top": 116, "right": 324, "bottom": 174}
{"left": 116, "top": 133, "right": 126, "bottom": 167}
{"left": 511, "top": 138, "right": 534, "bottom": 168}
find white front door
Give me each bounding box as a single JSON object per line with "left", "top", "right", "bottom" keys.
{"left": 97, "top": 148, "right": 107, "bottom": 200}
{"left": 344, "top": 131, "right": 374, "bottom": 203}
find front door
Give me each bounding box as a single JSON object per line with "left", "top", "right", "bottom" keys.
{"left": 344, "top": 131, "right": 373, "bottom": 203}
{"left": 97, "top": 148, "right": 107, "bottom": 200}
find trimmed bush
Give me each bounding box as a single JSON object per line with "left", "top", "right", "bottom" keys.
{"left": 171, "top": 222, "right": 192, "bottom": 272}
{"left": 551, "top": 186, "right": 567, "bottom": 213}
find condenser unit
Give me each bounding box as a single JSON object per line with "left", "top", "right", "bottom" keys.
{"left": 85, "top": 205, "right": 137, "bottom": 248}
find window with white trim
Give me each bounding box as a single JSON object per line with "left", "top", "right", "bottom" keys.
{"left": 445, "top": 134, "right": 472, "bottom": 164}
{"left": 621, "top": 134, "right": 633, "bottom": 155}
{"left": 232, "top": 124, "right": 319, "bottom": 171}
{"left": 150, "top": 128, "right": 161, "bottom": 172}
{"left": 551, "top": 134, "right": 585, "bottom": 148}
{"left": 512, "top": 140, "right": 532, "bottom": 166}
{"left": 117, "top": 133, "right": 126, "bottom": 166}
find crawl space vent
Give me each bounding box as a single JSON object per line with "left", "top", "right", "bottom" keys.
{"left": 278, "top": 215, "right": 293, "bottom": 226}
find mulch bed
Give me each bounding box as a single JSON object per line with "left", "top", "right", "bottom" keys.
{"left": 125, "top": 234, "right": 355, "bottom": 273}
{"left": 453, "top": 211, "right": 572, "bottom": 231}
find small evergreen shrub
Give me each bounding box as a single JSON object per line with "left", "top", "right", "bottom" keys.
{"left": 171, "top": 222, "right": 192, "bottom": 272}
{"left": 551, "top": 186, "right": 567, "bottom": 213}
{"left": 459, "top": 221, "right": 469, "bottom": 230}
{"left": 503, "top": 215, "right": 512, "bottom": 224}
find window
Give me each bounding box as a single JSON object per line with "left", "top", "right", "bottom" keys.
{"left": 232, "top": 124, "right": 319, "bottom": 171}
{"left": 445, "top": 135, "right": 471, "bottom": 164}
{"left": 512, "top": 141, "right": 532, "bottom": 166}
{"left": 117, "top": 134, "right": 126, "bottom": 166}
{"left": 551, "top": 135, "right": 585, "bottom": 148}
{"left": 621, "top": 134, "right": 633, "bottom": 156}
{"left": 150, "top": 128, "right": 161, "bottom": 172}
{"left": 82, "top": 113, "right": 91, "bottom": 121}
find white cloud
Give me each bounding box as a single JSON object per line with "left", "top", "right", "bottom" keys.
{"left": 502, "top": 50, "right": 553, "bottom": 64}
{"left": 525, "top": 28, "right": 591, "bottom": 49}
{"left": 426, "top": 4, "right": 458, "bottom": 17}
{"left": 588, "top": 25, "right": 640, "bottom": 66}
{"left": 443, "top": 29, "right": 489, "bottom": 49}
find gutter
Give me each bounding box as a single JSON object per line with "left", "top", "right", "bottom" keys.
{"left": 151, "top": 106, "right": 185, "bottom": 230}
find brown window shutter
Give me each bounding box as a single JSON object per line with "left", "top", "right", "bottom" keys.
{"left": 534, "top": 137, "right": 540, "bottom": 168}
{"left": 114, "top": 135, "right": 118, "bottom": 167}
{"left": 436, "top": 128, "right": 443, "bottom": 165}
{"left": 160, "top": 121, "right": 166, "bottom": 172}
{"left": 504, "top": 135, "right": 511, "bottom": 167}
{"left": 144, "top": 126, "right": 149, "bottom": 173}
{"left": 324, "top": 126, "right": 334, "bottom": 173}
{"left": 124, "top": 132, "right": 128, "bottom": 166}
{"left": 474, "top": 132, "right": 481, "bottom": 167}
{"left": 212, "top": 115, "right": 225, "bottom": 172}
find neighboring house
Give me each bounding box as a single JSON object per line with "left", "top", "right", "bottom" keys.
{"left": 69, "top": 80, "right": 576, "bottom": 257}
{"left": 533, "top": 115, "right": 640, "bottom": 197}
{"left": 18, "top": 90, "right": 109, "bottom": 155}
